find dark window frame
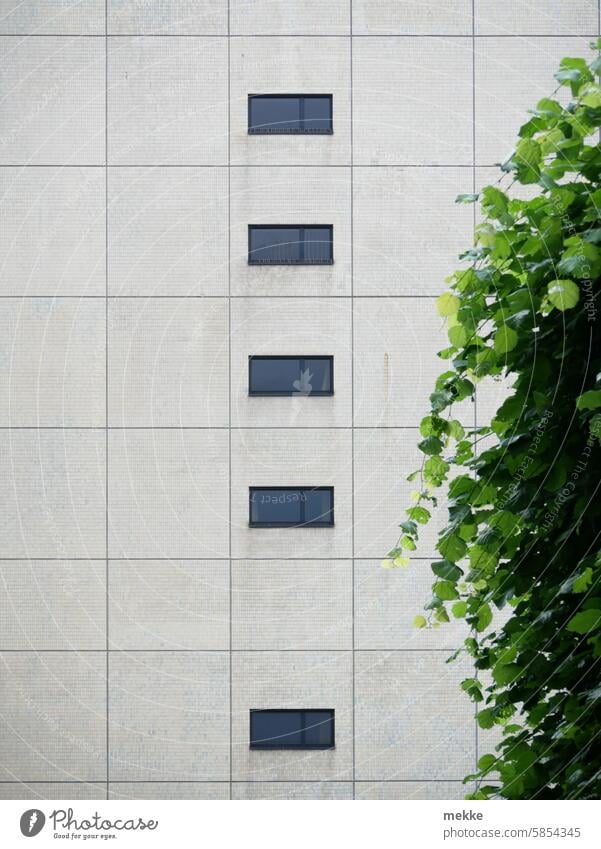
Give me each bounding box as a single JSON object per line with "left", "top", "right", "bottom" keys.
{"left": 248, "top": 94, "right": 333, "bottom": 135}
{"left": 248, "top": 355, "right": 334, "bottom": 397}
{"left": 249, "top": 709, "right": 335, "bottom": 750}
{"left": 248, "top": 224, "right": 334, "bottom": 266}
{"left": 249, "top": 486, "right": 335, "bottom": 528}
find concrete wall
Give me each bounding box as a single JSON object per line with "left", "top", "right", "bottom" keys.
{"left": 0, "top": 0, "right": 596, "bottom": 800}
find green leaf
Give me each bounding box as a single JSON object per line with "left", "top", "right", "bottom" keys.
{"left": 547, "top": 279, "right": 580, "bottom": 311}
{"left": 437, "top": 532, "right": 467, "bottom": 561}
{"left": 495, "top": 393, "right": 526, "bottom": 421}
{"left": 573, "top": 568, "right": 593, "bottom": 593}
{"left": 480, "top": 186, "right": 509, "bottom": 220}
{"left": 576, "top": 390, "right": 601, "bottom": 411}
{"left": 583, "top": 228, "right": 601, "bottom": 244}
{"left": 461, "top": 677, "right": 483, "bottom": 701}
{"left": 493, "top": 325, "right": 518, "bottom": 355}
{"left": 566, "top": 609, "right": 601, "bottom": 634}
{"left": 476, "top": 604, "right": 493, "bottom": 632}
{"left": 399, "top": 535, "right": 417, "bottom": 551}
{"left": 383, "top": 555, "right": 410, "bottom": 569}
{"left": 418, "top": 435, "right": 444, "bottom": 456}
{"left": 448, "top": 420, "right": 465, "bottom": 441}
{"left": 413, "top": 615, "right": 428, "bottom": 629}
{"left": 436, "top": 292, "right": 461, "bottom": 317}
{"left": 419, "top": 415, "right": 447, "bottom": 437}
{"left": 454, "top": 378, "right": 475, "bottom": 400}
{"left": 513, "top": 138, "right": 542, "bottom": 181}
{"left": 406, "top": 506, "right": 431, "bottom": 525}
{"left": 424, "top": 596, "right": 443, "bottom": 610}
{"left": 434, "top": 580, "right": 459, "bottom": 601}
{"left": 478, "top": 754, "right": 497, "bottom": 771}
{"left": 452, "top": 601, "right": 468, "bottom": 618}
{"left": 430, "top": 389, "right": 453, "bottom": 412}
{"left": 555, "top": 56, "right": 594, "bottom": 95}
{"left": 448, "top": 476, "right": 475, "bottom": 501}
{"left": 581, "top": 86, "right": 601, "bottom": 108}
{"left": 434, "top": 606, "right": 450, "bottom": 624}
{"left": 425, "top": 455, "right": 449, "bottom": 482}
{"left": 516, "top": 138, "right": 541, "bottom": 165}
{"left": 539, "top": 126, "right": 564, "bottom": 155}
{"left": 557, "top": 241, "right": 600, "bottom": 279}
{"left": 393, "top": 555, "right": 410, "bottom": 569}
{"left": 532, "top": 97, "right": 563, "bottom": 119}
{"left": 431, "top": 560, "right": 463, "bottom": 581}
{"left": 492, "top": 663, "right": 523, "bottom": 685}
{"left": 456, "top": 193, "right": 479, "bottom": 204}
{"left": 448, "top": 323, "right": 468, "bottom": 347}
{"left": 477, "top": 709, "right": 495, "bottom": 729}
{"left": 474, "top": 347, "right": 497, "bottom": 377}
{"left": 469, "top": 546, "right": 498, "bottom": 574}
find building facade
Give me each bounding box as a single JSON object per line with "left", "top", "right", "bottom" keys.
{"left": 0, "top": 1, "right": 597, "bottom": 801}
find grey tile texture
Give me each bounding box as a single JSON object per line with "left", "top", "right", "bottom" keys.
{"left": 109, "top": 559, "right": 229, "bottom": 650}
{"left": 108, "top": 429, "right": 229, "bottom": 559}
{"left": 0, "top": 651, "right": 106, "bottom": 781}
{"left": 0, "top": 429, "right": 106, "bottom": 559}
{"left": 107, "top": 36, "right": 228, "bottom": 165}
{"left": 108, "top": 297, "right": 229, "bottom": 427}
{"left": 0, "top": 560, "right": 105, "bottom": 650}
{"left": 354, "top": 651, "right": 476, "bottom": 780}
{"left": 108, "top": 651, "right": 230, "bottom": 781}
{"left": 0, "top": 167, "right": 105, "bottom": 296}
{"left": 0, "top": 36, "right": 104, "bottom": 164}
{"left": 108, "top": 1, "right": 228, "bottom": 35}
{"left": 0, "top": 297, "right": 105, "bottom": 426}
{"left": 0, "top": 1, "right": 105, "bottom": 34}
{"left": 232, "top": 559, "right": 352, "bottom": 650}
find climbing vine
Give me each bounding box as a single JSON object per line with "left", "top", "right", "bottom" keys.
{"left": 385, "top": 43, "right": 601, "bottom": 799}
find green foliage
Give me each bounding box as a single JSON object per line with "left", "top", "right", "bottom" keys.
{"left": 386, "top": 44, "right": 601, "bottom": 800}
{"left": 548, "top": 279, "right": 580, "bottom": 310}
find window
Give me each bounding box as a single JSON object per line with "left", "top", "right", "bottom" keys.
{"left": 249, "top": 356, "right": 333, "bottom": 397}
{"left": 249, "top": 486, "right": 334, "bottom": 528}
{"left": 250, "top": 709, "right": 335, "bottom": 749}
{"left": 248, "top": 95, "right": 332, "bottom": 134}
{"left": 248, "top": 225, "right": 333, "bottom": 265}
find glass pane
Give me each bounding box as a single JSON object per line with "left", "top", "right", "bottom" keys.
{"left": 250, "top": 489, "right": 303, "bottom": 525}
{"left": 302, "top": 97, "right": 332, "bottom": 131}
{"left": 250, "top": 358, "right": 301, "bottom": 394}
{"left": 303, "top": 227, "right": 332, "bottom": 263}
{"left": 249, "top": 227, "right": 302, "bottom": 263}
{"left": 303, "top": 711, "right": 334, "bottom": 746}
{"left": 304, "top": 358, "right": 332, "bottom": 394}
{"left": 250, "top": 96, "right": 300, "bottom": 131}
{"left": 251, "top": 711, "right": 303, "bottom": 747}
{"left": 303, "top": 489, "right": 333, "bottom": 525}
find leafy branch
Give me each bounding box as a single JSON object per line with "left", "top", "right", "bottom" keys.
{"left": 385, "top": 43, "right": 601, "bottom": 799}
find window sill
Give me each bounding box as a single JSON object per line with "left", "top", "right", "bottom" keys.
{"left": 249, "top": 522, "right": 335, "bottom": 529}
{"left": 248, "top": 128, "right": 333, "bottom": 135}
{"left": 249, "top": 744, "right": 335, "bottom": 750}
{"left": 248, "top": 392, "right": 334, "bottom": 397}
{"left": 248, "top": 259, "right": 334, "bottom": 266}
